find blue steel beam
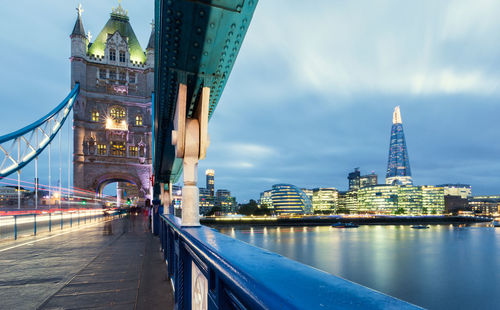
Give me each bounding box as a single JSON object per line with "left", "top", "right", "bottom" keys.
{"left": 0, "top": 84, "right": 79, "bottom": 178}
{"left": 153, "top": 0, "right": 258, "bottom": 184}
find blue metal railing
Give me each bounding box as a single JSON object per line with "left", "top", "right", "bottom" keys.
{"left": 159, "top": 214, "right": 420, "bottom": 309}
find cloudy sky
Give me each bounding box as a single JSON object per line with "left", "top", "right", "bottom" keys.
{"left": 1, "top": 0, "right": 499, "bottom": 201}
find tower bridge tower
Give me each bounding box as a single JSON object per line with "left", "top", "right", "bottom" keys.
{"left": 70, "top": 3, "right": 154, "bottom": 200}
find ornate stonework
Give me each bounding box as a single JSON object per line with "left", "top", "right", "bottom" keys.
{"left": 71, "top": 5, "right": 154, "bottom": 200}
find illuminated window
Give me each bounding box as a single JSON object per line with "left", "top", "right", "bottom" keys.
{"left": 109, "top": 70, "right": 116, "bottom": 80}
{"left": 99, "top": 69, "right": 106, "bottom": 79}
{"left": 135, "top": 115, "right": 143, "bottom": 126}
{"left": 97, "top": 144, "right": 107, "bottom": 155}
{"left": 129, "top": 146, "right": 138, "bottom": 157}
{"left": 119, "top": 51, "right": 126, "bottom": 62}
{"left": 129, "top": 72, "right": 136, "bottom": 84}
{"left": 110, "top": 142, "right": 126, "bottom": 156}
{"left": 110, "top": 106, "right": 126, "bottom": 121}
{"left": 91, "top": 110, "right": 99, "bottom": 122}
{"left": 109, "top": 49, "right": 116, "bottom": 61}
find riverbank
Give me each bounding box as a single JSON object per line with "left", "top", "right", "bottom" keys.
{"left": 201, "top": 215, "right": 492, "bottom": 227}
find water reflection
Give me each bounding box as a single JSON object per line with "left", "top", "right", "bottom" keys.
{"left": 218, "top": 225, "right": 500, "bottom": 310}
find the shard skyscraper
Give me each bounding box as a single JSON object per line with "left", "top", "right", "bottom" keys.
{"left": 386, "top": 106, "right": 413, "bottom": 185}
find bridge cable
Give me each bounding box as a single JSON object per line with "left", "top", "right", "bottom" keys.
{"left": 58, "top": 121, "right": 62, "bottom": 209}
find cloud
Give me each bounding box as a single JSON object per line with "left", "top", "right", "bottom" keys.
{"left": 239, "top": 0, "right": 500, "bottom": 97}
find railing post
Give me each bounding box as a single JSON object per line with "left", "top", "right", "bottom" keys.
{"left": 34, "top": 214, "right": 37, "bottom": 236}
{"left": 60, "top": 212, "right": 63, "bottom": 230}
{"left": 49, "top": 213, "right": 51, "bottom": 232}
{"left": 14, "top": 215, "right": 17, "bottom": 240}
{"left": 70, "top": 212, "right": 73, "bottom": 227}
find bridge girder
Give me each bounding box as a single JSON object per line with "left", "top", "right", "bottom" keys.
{"left": 153, "top": 0, "right": 258, "bottom": 185}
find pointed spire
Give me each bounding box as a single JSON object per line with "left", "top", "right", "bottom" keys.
{"left": 392, "top": 106, "right": 402, "bottom": 124}
{"left": 71, "top": 3, "right": 86, "bottom": 38}
{"left": 147, "top": 19, "right": 155, "bottom": 50}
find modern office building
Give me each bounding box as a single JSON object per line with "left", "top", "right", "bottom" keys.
{"left": 437, "top": 184, "right": 472, "bottom": 199}
{"left": 356, "top": 185, "right": 444, "bottom": 214}
{"left": 348, "top": 168, "right": 378, "bottom": 191}
{"left": 357, "top": 185, "right": 399, "bottom": 214}
{"left": 312, "top": 188, "right": 338, "bottom": 212}
{"left": 199, "top": 187, "right": 215, "bottom": 215}
{"left": 421, "top": 186, "right": 445, "bottom": 214}
{"left": 301, "top": 188, "right": 314, "bottom": 202}
{"left": 360, "top": 172, "right": 378, "bottom": 188}
{"left": 386, "top": 106, "right": 412, "bottom": 185}
{"left": 206, "top": 169, "right": 215, "bottom": 197}
{"left": 271, "top": 184, "right": 313, "bottom": 215}
{"left": 216, "top": 189, "right": 236, "bottom": 213}
{"left": 469, "top": 196, "right": 500, "bottom": 215}
{"left": 259, "top": 190, "right": 273, "bottom": 209}
{"left": 348, "top": 168, "right": 361, "bottom": 190}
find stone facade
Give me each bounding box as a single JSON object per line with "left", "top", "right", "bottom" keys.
{"left": 70, "top": 5, "right": 153, "bottom": 200}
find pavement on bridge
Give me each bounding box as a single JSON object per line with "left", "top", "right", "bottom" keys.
{"left": 0, "top": 214, "right": 174, "bottom": 310}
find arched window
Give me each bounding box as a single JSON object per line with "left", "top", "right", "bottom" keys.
{"left": 110, "top": 106, "right": 126, "bottom": 121}
{"left": 109, "top": 49, "right": 116, "bottom": 61}
{"left": 135, "top": 115, "right": 143, "bottom": 126}
{"left": 91, "top": 110, "right": 99, "bottom": 122}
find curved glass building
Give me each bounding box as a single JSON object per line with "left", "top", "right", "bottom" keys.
{"left": 271, "top": 184, "right": 313, "bottom": 215}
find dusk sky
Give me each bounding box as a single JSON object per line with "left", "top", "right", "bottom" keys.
{"left": 1, "top": 1, "right": 500, "bottom": 202}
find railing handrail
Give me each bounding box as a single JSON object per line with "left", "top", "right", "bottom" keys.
{"left": 161, "top": 214, "right": 420, "bottom": 309}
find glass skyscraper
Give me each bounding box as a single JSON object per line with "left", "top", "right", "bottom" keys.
{"left": 386, "top": 106, "right": 413, "bottom": 185}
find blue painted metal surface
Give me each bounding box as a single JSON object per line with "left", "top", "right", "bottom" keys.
{"left": 153, "top": 0, "right": 259, "bottom": 184}
{"left": 0, "top": 83, "right": 80, "bottom": 178}
{"left": 159, "top": 214, "right": 420, "bottom": 309}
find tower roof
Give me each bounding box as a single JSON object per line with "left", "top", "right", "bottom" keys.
{"left": 87, "top": 3, "right": 146, "bottom": 63}
{"left": 146, "top": 21, "right": 155, "bottom": 50}
{"left": 393, "top": 106, "right": 402, "bottom": 124}
{"left": 71, "top": 4, "right": 86, "bottom": 38}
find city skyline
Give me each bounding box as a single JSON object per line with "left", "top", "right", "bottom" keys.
{"left": 0, "top": 1, "right": 500, "bottom": 201}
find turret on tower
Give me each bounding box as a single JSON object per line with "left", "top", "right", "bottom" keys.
{"left": 70, "top": 4, "right": 88, "bottom": 58}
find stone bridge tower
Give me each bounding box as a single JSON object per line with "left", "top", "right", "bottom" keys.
{"left": 70, "top": 4, "right": 154, "bottom": 200}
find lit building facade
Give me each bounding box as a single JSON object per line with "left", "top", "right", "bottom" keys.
{"left": 216, "top": 189, "right": 236, "bottom": 213}
{"left": 271, "top": 184, "right": 312, "bottom": 215}
{"left": 259, "top": 190, "right": 273, "bottom": 209}
{"left": 386, "top": 106, "right": 412, "bottom": 185}
{"left": 356, "top": 185, "right": 445, "bottom": 214}
{"left": 438, "top": 184, "right": 471, "bottom": 199}
{"left": 312, "top": 188, "right": 338, "bottom": 212}
{"left": 348, "top": 168, "right": 378, "bottom": 191}
{"left": 206, "top": 169, "right": 215, "bottom": 197}
{"left": 357, "top": 185, "right": 399, "bottom": 214}
{"left": 469, "top": 196, "right": 500, "bottom": 215}
{"left": 199, "top": 187, "right": 215, "bottom": 215}
{"left": 71, "top": 4, "right": 153, "bottom": 200}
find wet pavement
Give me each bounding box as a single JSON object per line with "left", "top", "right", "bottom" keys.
{"left": 0, "top": 214, "right": 174, "bottom": 310}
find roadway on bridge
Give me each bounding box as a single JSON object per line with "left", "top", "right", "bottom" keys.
{"left": 0, "top": 214, "right": 173, "bottom": 310}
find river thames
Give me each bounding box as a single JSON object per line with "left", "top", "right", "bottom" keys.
{"left": 218, "top": 224, "right": 499, "bottom": 309}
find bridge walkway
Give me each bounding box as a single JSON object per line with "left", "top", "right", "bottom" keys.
{"left": 0, "top": 214, "right": 173, "bottom": 310}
